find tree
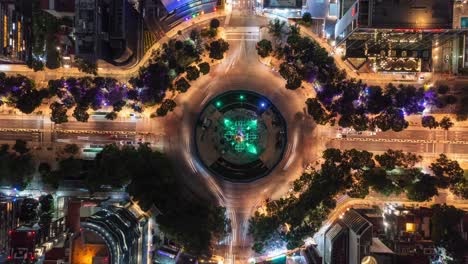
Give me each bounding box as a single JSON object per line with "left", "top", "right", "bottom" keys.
{"left": 373, "top": 108, "right": 408, "bottom": 132}
{"left": 112, "top": 100, "right": 126, "bottom": 112}
{"left": 439, "top": 116, "right": 454, "bottom": 130}
{"left": 364, "top": 168, "right": 397, "bottom": 196}
{"left": 46, "top": 37, "right": 60, "bottom": 69}
{"left": 268, "top": 18, "right": 286, "bottom": 39}
{"left": 375, "top": 150, "right": 422, "bottom": 170}
{"left": 13, "top": 139, "right": 29, "bottom": 155}
{"left": 32, "top": 59, "right": 45, "bottom": 72}
{"left": 39, "top": 194, "right": 54, "bottom": 214}
{"left": 38, "top": 162, "right": 51, "bottom": 178}
{"left": 186, "top": 65, "right": 200, "bottom": 81}
{"left": 430, "top": 154, "right": 464, "bottom": 189}
{"left": 210, "top": 18, "right": 220, "bottom": 29}
{"left": 105, "top": 112, "right": 118, "bottom": 120}
{"left": 0, "top": 146, "right": 35, "bottom": 190}
{"left": 64, "top": 144, "right": 79, "bottom": 155}
{"left": 72, "top": 105, "right": 90, "bottom": 122}
{"left": 19, "top": 198, "right": 39, "bottom": 223}
{"left": 451, "top": 178, "right": 468, "bottom": 199}
{"left": 50, "top": 102, "right": 68, "bottom": 124}
{"left": 175, "top": 77, "right": 191, "bottom": 93}
{"left": 302, "top": 12, "right": 312, "bottom": 23}
{"left": 156, "top": 99, "right": 177, "bottom": 116}
{"left": 256, "top": 39, "right": 273, "bottom": 58}
{"left": 437, "top": 85, "right": 449, "bottom": 94}
{"left": 422, "top": 115, "right": 439, "bottom": 129}
{"left": 279, "top": 62, "right": 301, "bottom": 90}
{"left": 306, "top": 98, "right": 333, "bottom": 125}
{"left": 198, "top": 62, "right": 210, "bottom": 75}
{"left": 14, "top": 88, "right": 44, "bottom": 114}
{"left": 406, "top": 174, "right": 438, "bottom": 202}
{"left": 430, "top": 204, "right": 467, "bottom": 263}
{"left": 209, "top": 39, "right": 229, "bottom": 60}
{"left": 75, "top": 57, "right": 98, "bottom": 75}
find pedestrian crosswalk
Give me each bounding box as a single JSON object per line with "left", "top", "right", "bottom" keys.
{"left": 225, "top": 27, "right": 260, "bottom": 41}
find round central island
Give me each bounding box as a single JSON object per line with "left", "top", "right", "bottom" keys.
{"left": 194, "top": 90, "right": 287, "bottom": 182}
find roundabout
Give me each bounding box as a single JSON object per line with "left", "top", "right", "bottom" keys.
{"left": 195, "top": 90, "right": 287, "bottom": 182}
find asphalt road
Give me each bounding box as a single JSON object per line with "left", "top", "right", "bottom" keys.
{"left": 0, "top": 6, "right": 466, "bottom": 264}
{"left": 0, "top": 117, "right": 44, "bottom": 129}
{"left": 55, "top": 120, "right": 137, "bottom": 132}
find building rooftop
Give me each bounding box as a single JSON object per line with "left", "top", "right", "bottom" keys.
{"left": 370, "top": 0, "right": 453, "bottom": 29}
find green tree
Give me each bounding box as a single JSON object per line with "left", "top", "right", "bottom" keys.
{"left": 430, "top": 154, "right": 464, "bottom": 189}
{"left": 50, "top": 102, "right": 68, "bottom": 124}
{"left": 175, "top": 77, "right": 191, "bottom": 93}
{"left": 421, "top": 115, "right": 439, "bottom": 129}
{"left": 105, "top": 112, "right": 118, "bottom": 120}
{"left": 439, "top": 116, "right": 454, "bottom": 130}
{"left": 39, "top": 194, "right": 54, "bottom": 214}
{"left": 279, "top": 62, "right": 301, "bottom": 90}
{"left": 305, "top": 98, "right": 333, "bottom": 125}
{"left": 375, "top": 150, "right": 422, "bottom": 170}
{"left": 268, "top": 18, "right": 286, "bottom": 39}
{"left": 0, "top": 146, "right": 35, "bottom": 190}
{"left": 75, "top": 57, "right": 98, "bottom": 75}
{"left": 210, "top": 18, "right": 220, "bottom": 29}
{"left": 32, "top": 59, "right": 45, "bottom": 72}
{"left": 72, "top": 105, "right": 90, "bottom": 122}
{"left": 406, "top": 174, "right": 438, "bottom": 202}
{"left": 256, "top": 39, "right": 273, "bottom": 58}
{"left": 364, "top": 168, "right": 397, "bottom": 196}
{"left": 209, "top": 39, "right": 229, "bottom": 60}
{"left": 13, "top": 139, "right": 29, "bottom": 155}
{"left": 198, "top": 62, "right": 210, "bottom": 75}
{"left": 156, "top": 99, "right": 177, "bottom": 117}
{"left": 64, "top": 144, "right": 80, "bottom": 155}
{"left": 430, "top": 204, "right": 467, "bottom": 263}
{"left": 38, "top": 162, "right": 51, "bottom": 178}
{"left": 302, "top": 12, "right": 312, "bottom": 23}
{"left": 186, "top": 65, "right": 200, "bottom": 81}
{"left": 19, "top": 198, "right": 39, "bottom": 224}
{"left": 14, "top": 88, "right": 44, "bottom": 114}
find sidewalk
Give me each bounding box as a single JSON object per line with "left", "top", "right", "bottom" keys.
{"left": 0, "top": 10, "right": 228, "bottom": 81}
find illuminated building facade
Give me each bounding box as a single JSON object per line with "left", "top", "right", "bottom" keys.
{"left": 144, "top": 0, "right": 222, "bottom": 31}
{"left": 73, "top": 206, "right": 144, "bottom": 264}
{"left": 0, "top": 0, "right": 32, "bottom": 63}
{"left": 260, "top": 0, "right": 303, "bottom": 18}
{"left": 75, "top": 0, "right": 142, "bottom": 65}
{"left": 334, "top": 0, "right": 467, "bottom": 73}
{"left": 0, "top": 197, "right": 21, "bottom": 254}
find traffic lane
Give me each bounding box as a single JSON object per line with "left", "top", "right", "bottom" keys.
{"left": 55, "top": 133, "right": 136, "bottom": 144}
{"left": 447, "top": 144, "right": 468, "bottom": 155}
{"left": 341, "top": 129, "right": 468, "bottom": 142}
{"left": 330, "top": 140, "right": 429, "bottom": 153}
{"left": 0, "top": 131, "right": 36, "bottom": 141}
{"left": 55, "top": 120, "right": 137, "bottom": 131}
{"left": 0, "top": 118, "right": 43, "bottom": 129}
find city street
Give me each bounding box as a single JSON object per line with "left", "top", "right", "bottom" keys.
{"left": 0, "top": 3, "right": 467, "bottom": 264}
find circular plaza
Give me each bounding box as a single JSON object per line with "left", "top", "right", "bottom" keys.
{"left": 194, "top": 90, "right": 287, "bottom": 182}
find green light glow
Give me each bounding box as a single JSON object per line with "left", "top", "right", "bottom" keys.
{"left": 239, "top": 95, "right": 245, "bottom": 100}
{"left": 215, "top": 101, "right": 222, "bottom": 107}
{"left": 223, "top": 118, "right": 259, "bottom": 155}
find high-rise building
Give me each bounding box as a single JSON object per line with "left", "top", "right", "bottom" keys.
{"left": 74, "top": 0, "right": 142, "bottom": 65}
{"left": 318, "top": 208, "right": 394, "bottom": 264}
{"left": 0, "top": 0, "right": 32, "bottom": 63}
{"left": 0, "top": 197, "right": 21, "bottom": 254}
{"left": 68, "top": 200, "right": 147, "bottom": 264}
{"left": 333, "top": 0, "right": 466, "bottom": 73}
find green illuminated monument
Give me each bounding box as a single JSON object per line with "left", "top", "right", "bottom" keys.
{"left": 195, "top": 91, "right": 287, "bottom": 182}
{"left": 223, "top": 118, "right": 258, "bottom": 155}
